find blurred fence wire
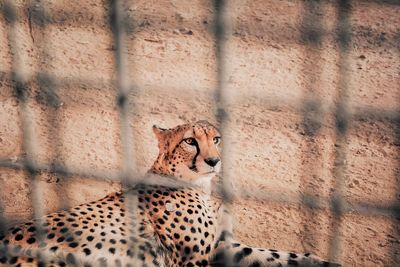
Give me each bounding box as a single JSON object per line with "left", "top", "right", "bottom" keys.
{"left": 0, "top": 0, "right": 399, "bottom": 265}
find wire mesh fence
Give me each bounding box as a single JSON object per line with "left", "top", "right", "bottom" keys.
{"left": 0, "top": 0, "right": 399, "bottom": 266}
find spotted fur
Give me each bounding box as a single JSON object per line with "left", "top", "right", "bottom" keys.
{"left": 0, "top": 121, "right": 340, "bottom": 267}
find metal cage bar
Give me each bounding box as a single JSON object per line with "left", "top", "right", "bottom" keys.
{"left": 298, "top": 0, "right": 325, "bottom": 253}
{"left": 211, "top": 0, "right": 234, "bottom": 215}
{"left": 2, "top": 0, "right": 49, "bottom": 263}
{"left": 108, "top": 0, "right": 142, "bottom": 258}
{"left": 328, "top": 0, "right": 352, "bottom": 263}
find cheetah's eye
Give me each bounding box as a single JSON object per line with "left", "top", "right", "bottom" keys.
{"left": 213, "top": 137, "right": 221, "bottom": 144}
{"left": 184, "top": 138, "right": 196, "bottom": 145}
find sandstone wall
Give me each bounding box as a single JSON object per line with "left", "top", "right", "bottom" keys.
{"left": 0, "top": 1, "right": 399, "bottom": 266}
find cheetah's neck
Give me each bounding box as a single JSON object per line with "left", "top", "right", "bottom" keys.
{"left": 149, "top": 157, "right": 214, "bottom": 195}
{"left": 148, "top": 167, "right": 213, "bottom": 196}
{"left": 192, "top": 174, "right": 213, "bottom": 195}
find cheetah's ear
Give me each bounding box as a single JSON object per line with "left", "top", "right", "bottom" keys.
{"left": 152, "top": 125, "right": 168, "bottom": 140}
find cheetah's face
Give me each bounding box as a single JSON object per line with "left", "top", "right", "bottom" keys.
{"left": 152, "top": 120, "right": 222, "bottom": 180}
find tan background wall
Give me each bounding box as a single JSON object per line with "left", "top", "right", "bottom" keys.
{"left": 0, "top": 0, "right": 399, "bottom": 266}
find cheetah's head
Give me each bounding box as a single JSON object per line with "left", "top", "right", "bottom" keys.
{"left": 151, "top": 120, "right": 222, "bottom": 181}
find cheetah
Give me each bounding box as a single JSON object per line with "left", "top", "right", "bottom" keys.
{"left": 0, "top": 120, "right": 340, "bottom": 266}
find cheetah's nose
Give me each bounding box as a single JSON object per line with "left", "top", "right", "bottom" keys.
{"left": 204, "top": 157, "right": 220, "bottom": 167}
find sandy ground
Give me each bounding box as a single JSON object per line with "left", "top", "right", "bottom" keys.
{"left": 0, "top": 0, "right": 399, "bottom": 266}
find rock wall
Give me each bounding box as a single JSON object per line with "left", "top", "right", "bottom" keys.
{"left": 0, "top": 1, "right": 399, "bottom": 266}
